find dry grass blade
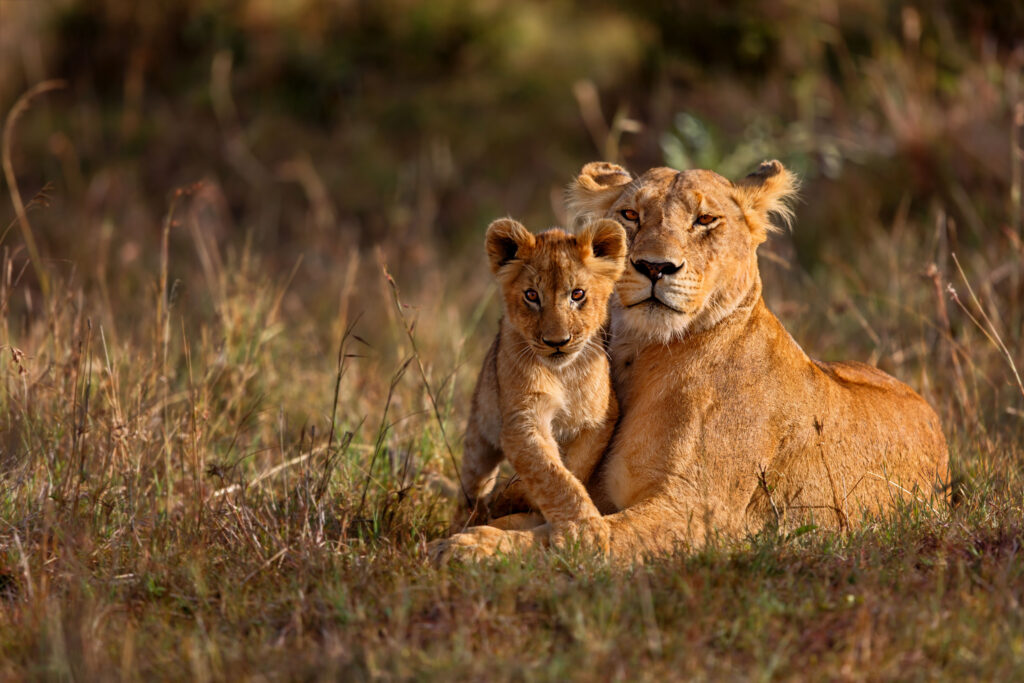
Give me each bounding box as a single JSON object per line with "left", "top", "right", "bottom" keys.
{"left": 318, "top": 316, "right": 360, "bottom": 503}
{"left": 949, "top": 253, "right": 1024, "bottom": 402}
{"left": 355, "top": 353, "right": 414, "bottom": 521}
{"left": 382, "top": 263, "right": 470, "bottom": 506}
{"left": 1, "top": 80, "right": 66, "bottom": 299}
{"left": 927, "top": 263, "right": 975, "bottom": 422}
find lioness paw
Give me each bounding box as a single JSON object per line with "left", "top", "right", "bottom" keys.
{"left": 428, "top": 526, "right": 533, "bottom": 565}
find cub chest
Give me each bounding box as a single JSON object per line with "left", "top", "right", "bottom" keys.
{"left": 549, "top": 368, "right": 611, "bottom": 446}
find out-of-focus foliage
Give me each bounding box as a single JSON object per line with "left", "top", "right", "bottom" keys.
{"left": 3, "top": 0, "right": 650, "bottom": 262}
{"left": 1, "top": 0, "right": 1020, "bottom": 268}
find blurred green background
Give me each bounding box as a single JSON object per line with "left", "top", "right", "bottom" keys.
{"left": 2, "top": 0, "right": 1020, "bottom": 253}
{"left": 0, "top": 0, "right": 1022, "bottom": 403}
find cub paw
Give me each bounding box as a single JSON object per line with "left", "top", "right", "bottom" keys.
{"left": 550, "top": 517, "right": 610, "bottom": 554}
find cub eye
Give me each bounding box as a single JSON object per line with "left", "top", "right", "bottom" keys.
{"left": 571, "top": 288, "right": 586, "bottom": 302}
{"left": 695, "top": 214, "right": 718, "bottom": 227}
{"left": 524, "top": 289, "right": 539, "bottom": 303}
{"left": 620, "top": 209, "right": 639, "bottom": 222}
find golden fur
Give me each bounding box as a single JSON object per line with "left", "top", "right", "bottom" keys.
{"left": 454, "top": 217, "right": 626, "bottom": 541}
{"left": 433, "top": 161, "right": 949, "bottom": 563}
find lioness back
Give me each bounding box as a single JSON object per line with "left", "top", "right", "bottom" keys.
{"left": 458, "top": 218, "right": 626, "bottom": 526}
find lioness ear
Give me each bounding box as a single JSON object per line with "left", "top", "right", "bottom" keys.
{"left": 732, "top": 160, "right": 799, "bottom": 243}
{"left": 567, "top": 162, "right": 633, "bottom": 226}
{"left": 578, "top": 218, "right": 627, "bottom": 279}
{"left": 485, "top": 218, "right": 534, "bottom": 275}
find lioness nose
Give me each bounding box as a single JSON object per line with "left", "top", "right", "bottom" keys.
{"left": 633, "top": 259, "right": 681, "bottom": 282}
{"left": 542, "top": 336, "right": 571, "bottom": 348}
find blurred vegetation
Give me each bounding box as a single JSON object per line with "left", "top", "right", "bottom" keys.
{"left": 1, "top": 0, "right": 1023, "bottom": 678}
{"left": 1, "top": 0, "right": 1020, "bottom": 270}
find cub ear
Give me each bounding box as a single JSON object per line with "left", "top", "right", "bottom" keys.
{"left": 485, "top": 218, "right": 535, "bottom": 274}
{"left": 567, "top": 162, "right": 633, "bottom": 226}
{"left": 732, "top": 160, "right": 799, "bottom": 243}
{"left": 578, "top": 218, "right": 627, "bottom": 279}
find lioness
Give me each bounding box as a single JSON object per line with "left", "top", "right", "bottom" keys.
{"left": 456, "top": 217, "right": 626, "bottom": 537}
{"left": 435, "top": 160, "right": 949, "bottom": 562}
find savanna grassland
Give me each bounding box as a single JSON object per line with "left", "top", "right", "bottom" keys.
{"left": 1, "top": 0, "right": 1023, "bottom": 679}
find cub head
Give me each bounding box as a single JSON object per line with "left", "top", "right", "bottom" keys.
{"left": 485, "top": 217, "right": 627, "bottom": 366}
{"left": 569, "top": 160, "right": 798, "bottom": 344}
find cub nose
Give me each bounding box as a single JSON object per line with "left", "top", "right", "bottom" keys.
{"left": 542, "top": 336, "right": 571, "bottom": 348}
{"left": 632, "top": 259, "right": 681, "bottom": 282}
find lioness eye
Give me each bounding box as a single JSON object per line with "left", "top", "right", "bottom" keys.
{"left": 524, "top": 289, "right": 539, "bottom": 303}
{"left": 695, "top": 214, "right": 717, "bottom": 226}
{"left": 571, "top": 288, "right": 586, "bottom": 302}
{"left": 620, "top": 209, "right": 639, "bottom": 222}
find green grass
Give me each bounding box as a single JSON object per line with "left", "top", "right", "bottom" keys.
{"left": 1, "top": 0, "right": 1024, "bottom": 678}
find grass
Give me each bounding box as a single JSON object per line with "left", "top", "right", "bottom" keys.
{"left": 1, "top": 0, "right": 1024, "bottom": 679}
{"left": 1, "top": 183, "right": 1022, "bottom": 679}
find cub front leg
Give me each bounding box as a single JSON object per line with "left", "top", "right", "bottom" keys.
{"left": 500, "top": 411, "right": 603, "bottom": 529}
{"left": 562, "top": 395, "right": 618, "bottom": 489}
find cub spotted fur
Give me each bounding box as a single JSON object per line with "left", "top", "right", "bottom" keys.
{"left": 458, "top": 217, "right": 626, "bottom": 535}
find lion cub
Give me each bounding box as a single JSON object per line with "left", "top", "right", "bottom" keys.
{"left": 458, "top": 217, "right": 626, "bottom": 531}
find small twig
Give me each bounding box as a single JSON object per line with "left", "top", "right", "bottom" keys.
{"left": 11, "top": 528, "right": 34, "bottom": 601}
{"left": 252, "top": 449, "right": 321, "bottom": 488}
{"left": 756, "top": 466, "right": 781, "bottom": 528}
{"left": 318, "top": 315, "right": 361, "bottom": 503}
{"left": 0, "top": 182, "right": 53, "bottom": 248}
{"left": 926, "top": 263, "right": 975, "bottom": 421}
{"left": 864, "top": 471, "right": 941, "bottom": 515}
{"left": 241, "top": 546, "right": 289, "bottom": 586}
{"left": 182, "top": 315, "right": 204, "bottom": 533}
{"left": 70, "top": 318, "right": 93, "bottom": 515}
{"left": 635, "top": 569, "right": 663, "bottom": 657}
{"left": 950, "top": 254, "right": 1024, "bottom": 402}
{"left": 1, "top": 80, "right": 66, "bottom": 299}
{"left": 355, "top": 354, "right": 413, "bottom": 521}
{"left": 814, "top": 418, "right": 849, "bottom": 532}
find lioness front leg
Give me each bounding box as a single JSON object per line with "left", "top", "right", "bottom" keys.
{"left": 598, "top": 495, "right": 707, "bottom": 562}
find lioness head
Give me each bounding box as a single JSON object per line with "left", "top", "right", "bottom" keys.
{"left": 485, "top": 218, "right": 627, "bottom": 366}
{"left": 569, "top": 160, "right": 798, "bottom": 343}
